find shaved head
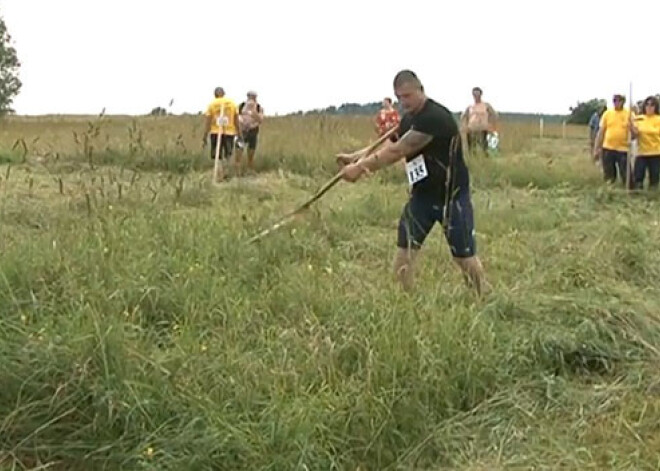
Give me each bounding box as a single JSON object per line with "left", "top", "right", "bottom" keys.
{"left": 393, "top": 70, "right": 426, "bottom": 114}
{"left": 393, "top": 70, "right": 423, "bottom": 90}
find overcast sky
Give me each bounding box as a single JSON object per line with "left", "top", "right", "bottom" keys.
{"left": 2, "top": 0, "right": 659, "bottom": 116}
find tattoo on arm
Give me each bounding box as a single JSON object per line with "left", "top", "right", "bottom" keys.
{"left": 395, "top": 130, "right": 433, "bottom": 157}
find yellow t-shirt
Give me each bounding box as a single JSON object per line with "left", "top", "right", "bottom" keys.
{"left": 600, "top": 108, "right": 630, "bottom": 152}
{"left": 634, "top": 114, "right": 660, "bottom": 156}
{"left": 205, "top": 97, "right": 238, "bottom": 135}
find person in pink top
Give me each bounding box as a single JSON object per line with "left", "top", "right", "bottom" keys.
{"left": 460, "top": 87, "right": 498, "bottom": 155}
{"left": 374, "top": 97, "right": 401, "bottom": 138}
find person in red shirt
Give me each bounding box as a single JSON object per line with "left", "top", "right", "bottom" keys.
{"left": 374, "top": 97, "right": 400, "bottom": 137}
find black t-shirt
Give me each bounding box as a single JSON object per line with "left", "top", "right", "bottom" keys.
{"left": 399, "top": 98, "right": 469, "bottom": 198}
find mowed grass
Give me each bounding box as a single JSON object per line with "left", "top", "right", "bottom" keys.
{"left": 1, "top": 114, "right": 660, "bottom": 470}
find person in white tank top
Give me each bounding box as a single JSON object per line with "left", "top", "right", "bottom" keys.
{"left": 460, "top": 87, "right": 498, "bottom": 155}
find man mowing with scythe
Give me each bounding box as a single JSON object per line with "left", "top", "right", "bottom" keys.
{"left": 336, "top": 70, "right": 488, "bottom": 295}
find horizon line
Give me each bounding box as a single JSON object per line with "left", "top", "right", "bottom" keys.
{"left": 3, "top": 109, "right": 573, "bottom": 118}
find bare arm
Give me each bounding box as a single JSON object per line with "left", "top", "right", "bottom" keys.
{"left": 202, "top": 114, "right": 212, "bottom": 142}
{"left": 234, "top": 110, "right": 240, "bottom": 135}
{"left": 594, "top": 121, "right": 606, "bottom": 158}
{"left": 487, "top": 103, "right": 498, "bottom": 130}
{"left": 460, "top": 107, "right": 472, "bottom": 134}
{"left": 460, "top": 107, "right": 470, "bottom": 127}
{"left": 344, "top": 133, "right": 395, "bottom": 160}
{"left": 629, "top": 115, "right": 639, "bottom": 139}
{"left": 357, "top": 130, "right": 433, "bottom": 173}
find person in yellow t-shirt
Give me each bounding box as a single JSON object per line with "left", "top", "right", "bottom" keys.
{"left": 202, "top": 87, "right": 239, "bottom": 180}
{"left": 630, "top": 96, "right": 660, "bottom": 190}
{"left": 594, "top": 94, "right": 630, "bottom": 185}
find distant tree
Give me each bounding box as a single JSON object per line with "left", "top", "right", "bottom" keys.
{"left": 0, "top": 13, "right": 22, "bottom": 115}
{"left": 336, "top": 102, "right": 387, "bottom": 115}
{"left": 303, "top": 101, "right": 394, "bottom": 116}
{"left": 149, "top": 106, "right": 168, "bottom": 116}
{"left": 286, "top": 101, "right": 570, "bottom": 121}
{"left": 568, "top": 98, "right": 606, "bottom": 124}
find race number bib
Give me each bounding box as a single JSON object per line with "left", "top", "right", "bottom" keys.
{"left": 405, "top": 155, "right": 428, "bottom": 185}
{"left": 216, "top": 115, "right": 229, "bottom": 127}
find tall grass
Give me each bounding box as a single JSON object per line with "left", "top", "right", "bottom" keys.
{"left": 0, "top": 114, "right": 581, "bottom": 174}
{"left": 1, "top": 114, "right": 660, "bottom": 470}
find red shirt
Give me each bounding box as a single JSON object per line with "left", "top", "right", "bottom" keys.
{"left": 376, "top": 108, "right": 400, "bottom": 136}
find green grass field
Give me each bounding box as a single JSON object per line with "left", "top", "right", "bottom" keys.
{"left": 1, "top": 114, "right": 660, "bottom": 470}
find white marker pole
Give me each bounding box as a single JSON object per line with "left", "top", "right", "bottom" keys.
{"left": 562, "top": 120, "right": 566, "bottom": 140}
{"left": 627, "top": 81, "right": 636, "bottom": 193}
{"left": 213, "top": 104, "right": 225, "bottom": 184}
{"left": 539, "top": 117, "right": 544, "bottom": 139}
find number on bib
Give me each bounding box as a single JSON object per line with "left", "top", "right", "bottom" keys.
{"left": 405, "top": 155, "right": 428, "bottom": 185}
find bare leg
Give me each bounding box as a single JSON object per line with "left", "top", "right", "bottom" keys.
{"left": 215, "top": 163, "right": 225, "bottom": 182}
{"left": 393, "top": 247, "right": 420, "bottom": 292}
{"left": 453, "top": 255, "right": 489, "bottom": 296}
{"left": 247, "top": 148, "right": 256, "bottom": 172}
{"left": 214, "top": 150, "right": 225, "bottom": 182}
{"left": 233, "top": 147, "right": 243, "bottom": 177}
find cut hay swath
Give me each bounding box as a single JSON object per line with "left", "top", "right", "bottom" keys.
{"left": 248, "top": 125, "right": 399, "bottom": 243}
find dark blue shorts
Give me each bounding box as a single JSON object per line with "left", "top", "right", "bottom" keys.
{"left": 397, "top": 188, "right": 477, "bottom": 258}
